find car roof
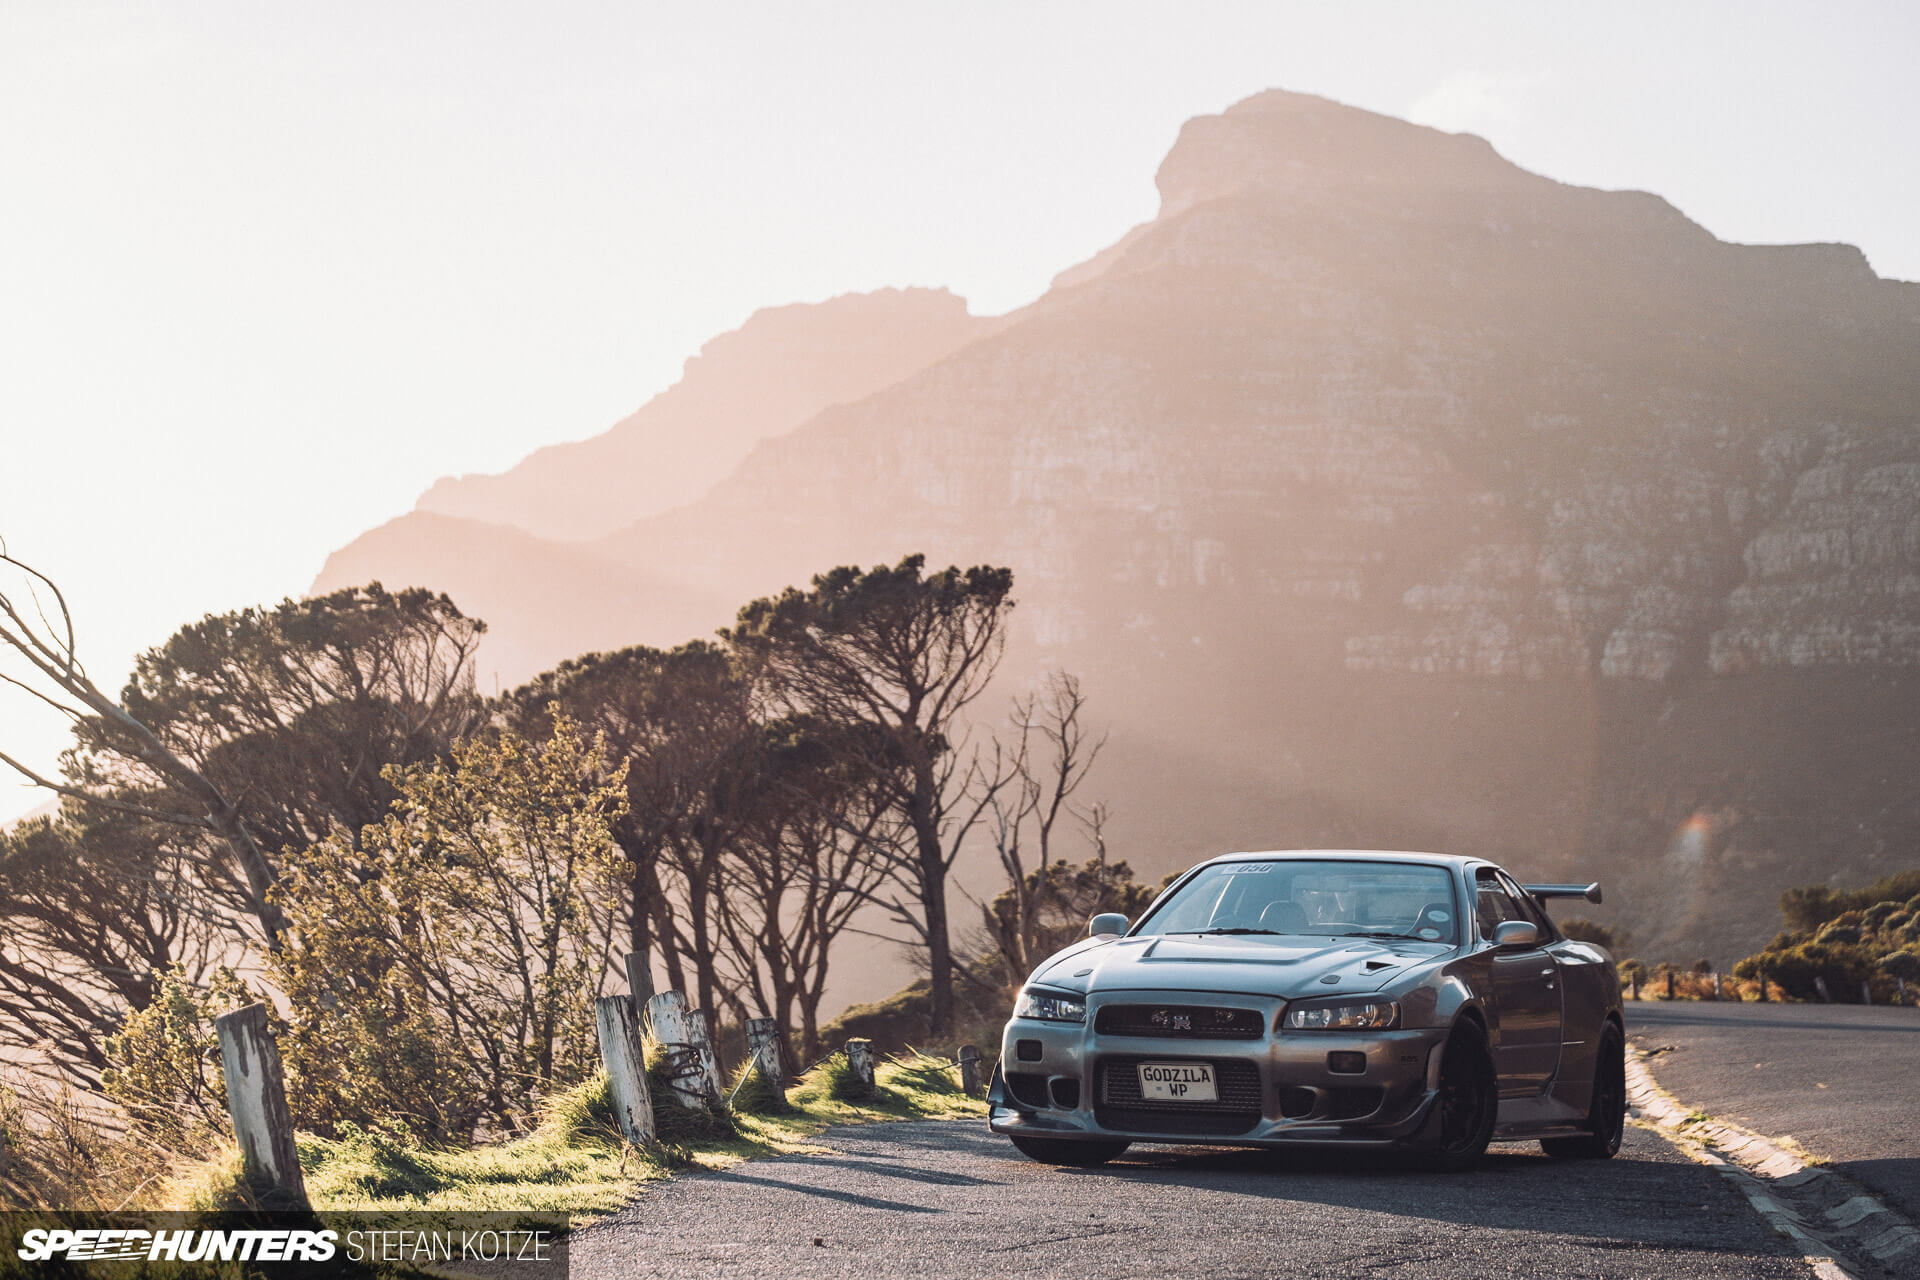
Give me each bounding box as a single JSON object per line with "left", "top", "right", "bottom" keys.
{"left": 1195, "top": 849, "right": 1481, "bottom": 870}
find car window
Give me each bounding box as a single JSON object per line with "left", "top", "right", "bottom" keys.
{"left": 1136, "top": 859, "right": 1461, "bottom": 943}
{"left": 1496, "top": 871, "right": 1554, "bottom": 937}
{"left": 1474, "top": 869, "right": 1526, "bottom": 940}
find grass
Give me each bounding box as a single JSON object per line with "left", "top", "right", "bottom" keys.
{"left": 146, "top": 1050, "right": 984, "bottom": 1222}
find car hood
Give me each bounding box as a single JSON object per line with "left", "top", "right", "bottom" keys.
{"left": 1027, "top": 933, "right": 1453, "bottom": 1000}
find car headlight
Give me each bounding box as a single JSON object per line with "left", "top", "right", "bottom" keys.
{"left": 1014, "top": 988, "right": 1086, "bottom": 1023}
{"left": 1283, "top": 998, "right": 1399, "bottom": 1031}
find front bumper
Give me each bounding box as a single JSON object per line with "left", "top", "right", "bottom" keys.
{"left": 989, "top": 990, "right": 1449, "bottom": 1148}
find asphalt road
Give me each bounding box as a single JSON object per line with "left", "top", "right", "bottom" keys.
{"left": 573, "top": 1122, "right": 1811, "bottom": 1279}
{"left": 1628, "top": 999, "right": 1920, "bottom": 1221}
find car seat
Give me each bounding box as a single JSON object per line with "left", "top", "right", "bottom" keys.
{"left": 1257, "top": 900, "right": 1310, "bottom": 933}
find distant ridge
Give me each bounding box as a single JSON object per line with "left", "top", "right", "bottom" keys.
{"left": 413, "top": 287, "right": 997, "bottom": 542}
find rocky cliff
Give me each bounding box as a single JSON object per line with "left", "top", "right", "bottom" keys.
{"left": 318, "top": 89, "right": 1920, "bottom": 971}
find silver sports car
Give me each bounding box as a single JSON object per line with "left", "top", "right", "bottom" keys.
{"left": 988, "top": 850, "right": 1625, "bottom": 1170}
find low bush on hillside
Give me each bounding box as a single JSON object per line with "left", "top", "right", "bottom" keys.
{"left": 1734, "top": 871, "right": 1920, "bottom": 1001}
{"left": 815, "top": 979, "right": 1007, "bottom": 1067}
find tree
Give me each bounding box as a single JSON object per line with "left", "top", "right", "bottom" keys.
{"left": 0, "top": 811, "right": 224, "bottom": 1087}
{"left": 711, "top": 716, "right": 893, "bottom": 1060}
{"left": 972, "top": 673, "right": 1113, "bottom": 986}
{"left": 70, "top": 583, "right": 486, "bottom": 881}
{"left": 271, "top": 719, "right": 625, "bottom": 1140}
{"left": 728, "top": 556, "right": 1015, "bottom": 1036}
{"left": 503, "top": 641, "right": 759, "bottom": 1016}
{"left": 0, "top": 546, "right": 293, "bottom": 942}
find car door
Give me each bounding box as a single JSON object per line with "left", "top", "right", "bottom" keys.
{"left": 1475, "top": 869, "right": 1564, "bottom": 1096}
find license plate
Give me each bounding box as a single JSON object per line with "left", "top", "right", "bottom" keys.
{"left": 1138, "top": 1061, "right": 1217, "bottom": 1102}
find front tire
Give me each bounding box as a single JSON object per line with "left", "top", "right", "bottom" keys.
{"left": 1421, "top": 1018, "right": 1498, "bottom": 1172}
{"left": 1542, "top": 1020, "right": 1625, "bottom": 1160}
{"left": 1009, "top": 1135, "right": 1131, "bottom": 1166}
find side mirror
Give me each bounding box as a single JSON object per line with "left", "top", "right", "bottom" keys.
{"left": 1493, "top": 920, "right": 1540, "bottom": 949}
{"left": 1089, "top": 912, "right": 1128, "bottom": 939}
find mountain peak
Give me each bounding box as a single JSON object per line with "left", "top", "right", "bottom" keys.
{"left": 1155, "top": 88, "right": 1532, "bottom": 217}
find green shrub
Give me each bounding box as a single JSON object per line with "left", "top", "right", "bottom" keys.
{"left": 99, "top": 967, "right": 247, "bottom": 1149}
{"left": 643, "top": 1048, "right": 736, "bottom": 1145}
{"left": 726, "top": 1059, "right": 788, "bottom": 1116}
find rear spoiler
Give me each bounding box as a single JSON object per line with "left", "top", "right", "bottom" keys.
{"left": 1524, "top": 882, "right": 1602, "bottom": 905}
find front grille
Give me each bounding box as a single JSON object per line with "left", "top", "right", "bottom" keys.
{"left": 1097, "top": 1056, "right": 1263, "bottom": 1131}
{"left": 1094, "top": 1004, "right": 1265, "bottom": 1039}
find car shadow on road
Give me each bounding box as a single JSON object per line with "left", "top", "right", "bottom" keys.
{"left": 1037, "top": 1140, "right": 1771, "bottom": 1252}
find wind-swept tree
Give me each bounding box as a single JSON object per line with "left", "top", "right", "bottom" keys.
{"left": 71, "top": 582, "right": 487, "bottom": 865}
{"left": 727, "top": 555, "right": 1015, "bottom": 1035}
{"left": 711, "top": 716, "right": 895, "bottom": 1060}
{"left": 0, "top": 810, "right": 223, "bottom": 1087}
{"left": 0, "top": 546, "right": 293, "bottom": 942}
{"left": 503, "top": 641, "right": 759, "bottom": 1015}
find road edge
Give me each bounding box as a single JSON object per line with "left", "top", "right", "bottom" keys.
{"left": 1628, "top": 1049, "right": 1919, "bottom": 1279}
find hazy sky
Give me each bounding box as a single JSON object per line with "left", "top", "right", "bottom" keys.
{"left": 3, "top": 1, "right": 1916, "bottom": 821}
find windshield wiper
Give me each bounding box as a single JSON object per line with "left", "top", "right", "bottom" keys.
{"left": 1341, "top": 930, "right": 1426, "bottom": 941}
{"left": 1185, "top": 927, "right": 1283, "bottom": 936}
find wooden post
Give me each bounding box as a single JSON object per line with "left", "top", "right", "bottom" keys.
{"left": 593, "top": 995, "right": 657, "bottom": 1145}
{"left": 1814, "top": 976, "right": 1832, "bottom": 1003}
{"left": 625, "top": 952, "right": 655, "bottom": 1014}
{"left": 1664, "top": 969, "right": 1675, "bottom": 1000}
{"left": 645, "top": 991, "right": 708, "bottom": 1109}
{"left": 957, "top": 1044, "right": 982, "bottom": 1097}
{"left": 745, "top": 1017, "right": 785, "bottom": 1104}
{"left": 214, "top": 1003, "right": 306, "bottom": 1209}
{"left": 1756, "top": 965, "right": 1768, "bottom": 1002}
{"left": 1629, "top": 972, "right": 1640, "bottom": 1000}
{"left": 686, "top": 1009, "right": 725, "bottom": 1104}
{"left": 844, "top": 1038, "right": 876, "bottom": 1096}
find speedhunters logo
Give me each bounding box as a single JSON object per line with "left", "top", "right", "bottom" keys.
{"left": 18, "top": 1229, "right": 337, "bottom": 1263}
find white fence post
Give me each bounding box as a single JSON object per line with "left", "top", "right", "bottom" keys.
{"left": 1860, "top": 979, "right": 1873, "bottom": 1006}
{"left": 844, "top": 1038, "right": 876, "bottom": 1096}
{"left": 685, "top": 1009, "right": 726, "bottom": 1104}
{"left": 745, "top": 1017, "right": 785, "bottom": 1104}
{"left": 594, "top": 995, "right": 657, "bottom": 1145}
{"left": 1814, "top": 976, "right": 1832, "bottom": 1003}
{"left": 645, "top": 990, "right": 709, "bottom": 1109}
{"left": 214, "top": 1003, "right": 307, "bottom": 1209}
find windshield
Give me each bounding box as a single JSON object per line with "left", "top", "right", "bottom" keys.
{"left": 1135, "top": 859, "right": 1462, "bottom": 944}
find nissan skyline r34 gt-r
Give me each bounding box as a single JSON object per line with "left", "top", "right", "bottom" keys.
{"left": 988, "top": 850, "right": 1626, "bottom": 1171}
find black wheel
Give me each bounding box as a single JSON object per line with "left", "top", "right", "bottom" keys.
{"left": 1422, "top": 1018, "right": 1498, "bottom": 1172}
{"left": 1542, "top": 1020, "right": 1625, "bottom": 1160}
{"left": 1009, "top": 1135, "right": 1131, "bottom": 1166}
